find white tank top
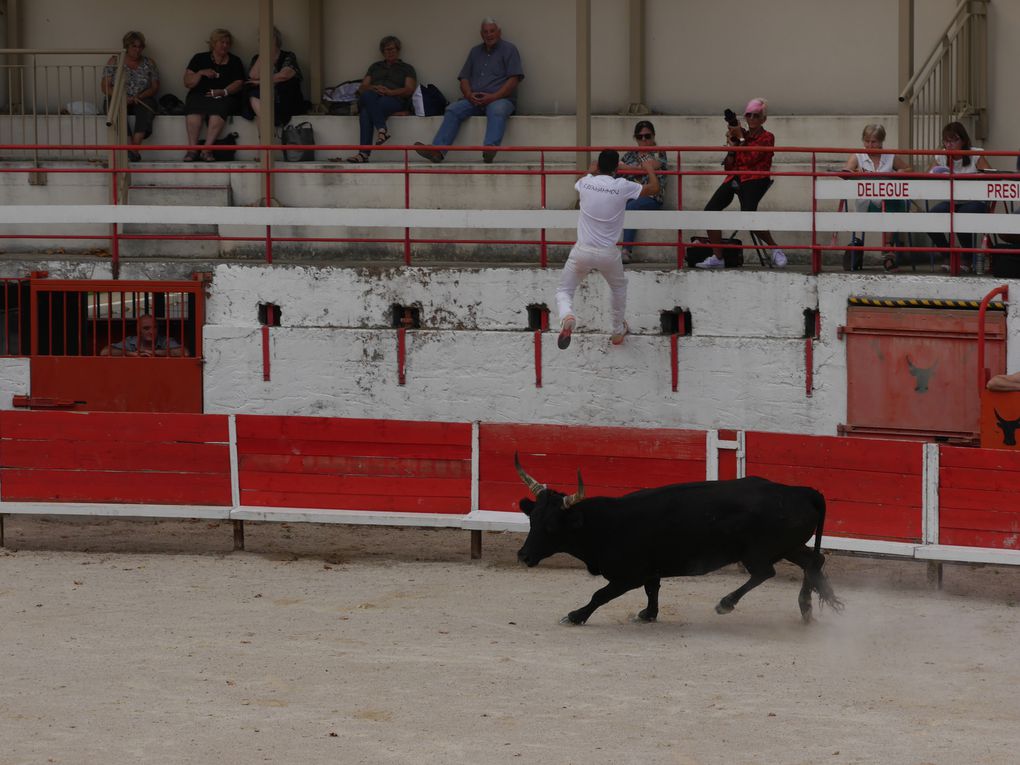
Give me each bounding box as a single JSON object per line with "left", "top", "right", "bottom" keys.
{"left": 855, "top": 153, "right": 896, "bottom": 173}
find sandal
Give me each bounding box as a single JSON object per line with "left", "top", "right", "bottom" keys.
{"left": 883, "top": 254, "right": 898, "bottom": 272}
{"left": 346, "top": 152, "right": 370, "bottom": 163}
{"left": 200, "top": 150, "right": 216, "bottom": 162}
{"left": 375, "top": 128, "right": 391, "bottom": 146}
{"left": 183, "top": 151, "right": 200, "bottom": 162}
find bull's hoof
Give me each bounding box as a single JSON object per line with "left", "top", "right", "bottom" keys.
{"left": 800, "top": 608, "right": 813, "bottom": 624}
{"left": 560, "top": 613, "right": 586, "bottom": 625}
{"left": 715, "top": 601, "right": 734, "bottom": 615}
{"left": 635, "top": 609, "right": 657, "bottom": 623}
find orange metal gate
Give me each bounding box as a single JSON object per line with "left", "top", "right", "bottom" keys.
{"left": 839, "top": 303, "right": 1006, "bottom": 442}
{"left": 15, "top": 277, "right": 205, "bottom": 413}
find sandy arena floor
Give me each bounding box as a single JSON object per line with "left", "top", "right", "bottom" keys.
{"left": 1, "top": 516, "right": 1018, "bottom": 765}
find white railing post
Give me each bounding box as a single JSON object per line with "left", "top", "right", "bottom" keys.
{"left": 922, "top": 442, "right": 940, "bottom": 546}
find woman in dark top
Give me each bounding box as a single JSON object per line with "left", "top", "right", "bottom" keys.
{"left": 182, "top": 28, "right": 246, "bottom": 161}
{"left": 347, "top": 36, "right": 417, "bottom": 163}
{"left": 247, "top": 26, "right": 304, "bottom": 128}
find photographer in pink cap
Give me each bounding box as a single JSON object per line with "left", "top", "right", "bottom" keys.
{"left": 696, "top": 97, "right": 786, "bottom": 269}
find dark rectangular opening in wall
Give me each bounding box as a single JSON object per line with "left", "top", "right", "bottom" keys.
{"left": 526, "top": 304, "right": 549, "bottom": 330}
{"left": 258, "top": 303, "right": 282, "bottom": 326}
{"left": 391, "top": 304, "right": 421, "bottom": 329}
{"left": 660, "top": 307, "right": 692, "bottom": 336}
{"left": 803, "top": 308, "right": 818, "bottom": 338}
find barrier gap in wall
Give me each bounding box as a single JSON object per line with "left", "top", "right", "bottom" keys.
{"left": 391, "top": 304, "right": 421, "bottom": 329}
{"left": 526, "top": 304, "right": 550, "bottom": 331}
{"left": 660, "top": 307, "right": 692, "bottom": 336}
{"left": 258, "top": 303, "right": 282, "bottom": 327}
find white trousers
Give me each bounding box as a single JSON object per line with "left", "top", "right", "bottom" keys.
{"left": 555, "top": 243, "right": 627, "bottom": 335}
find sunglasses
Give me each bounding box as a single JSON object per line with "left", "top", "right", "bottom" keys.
{"left": 635, "top": 133, "right": 654, "bottom": 139}
{"left": 745, "top": 112, "right": 763, "bottom": 119}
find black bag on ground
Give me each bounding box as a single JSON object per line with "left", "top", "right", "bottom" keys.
{"left": 211, "top": 132, "right": 238, "bottom": 161}
{"left": 282, "top": 121, "right": 315, "bottom": 161}
{"left": 686, "top": 235, "right": 743, "bottom": 268}
{"left": 842, "top": 235, "right": 864, "bottom": 271}
{"left": 990, "top": 242, "right": 1020, "bottom": 278}
{"left": 158, "top": 93, "right": 185, "bottom": 115}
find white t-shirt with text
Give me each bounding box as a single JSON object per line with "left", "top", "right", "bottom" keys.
{"left": 574, "top": 174, "right": 643, "bottom": 248}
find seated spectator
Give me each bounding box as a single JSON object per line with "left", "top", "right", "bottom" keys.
{"left": 100, "top": 315, "right": 188, "bottom": 357}
{"left": 988, "top": 372, "right": 1020, "bottom": 391}
{"left": 415, "top": 17, "right": 523, "bottom": 164}
{"left": 182, "top": 28, "right": 246, "bottom": 162}
{"left": 247, "top": 26, "right": 304, "bottom": 129}
{"left": 927, "top": 121, "right": 992, "bottom": 272}
{"left": 618, "top": 120, "right": 667, "bottom": 263}
{"left": 101, "top": 31, "right": 160, "bottom": 163}
{"left": 347, "top": 36, "right": 417, "bottom": 164}
{"left": 841, "top": 123, "right": 911, "bottom": 270}
{"left": 696, "top": 98, "right": 785, "bottom": 269}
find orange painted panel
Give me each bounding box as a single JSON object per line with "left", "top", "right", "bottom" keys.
{"left": 234, "top": 414, "right": 472, "bottom": 514}
{"left": 29, "top": 357, "right": 203, "bottom": 413}
{"left": 844, "top": 307, "right": 1005, "bottom": 441}
{"left": 980, "top": 390, "right": 1020, "bottom": 450}
{"left": 478, "top": 423, "right": 707, "bottom": 514}
{"left": 746, "top": 432, "right": 922, "bottom": 543}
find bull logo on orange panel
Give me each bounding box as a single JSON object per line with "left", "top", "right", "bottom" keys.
{"left": 994, "top": 409, "right": 1020, "bottom": 446}
{"left": 906, "top": 356, "right": 938, "bottom": 393}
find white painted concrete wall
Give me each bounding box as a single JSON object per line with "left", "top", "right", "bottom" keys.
{"left": 198, "top": 264, "right": 1020, "bottom": 435}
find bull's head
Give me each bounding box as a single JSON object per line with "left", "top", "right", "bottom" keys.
{"left": 994, "top": 409, "right": 1020, "bottom": 446}
{"left": 906, "top": 355, "right": 938, "bottom": 393}
{"left": 514, "top": 451, "right": 584, "bottom": 567}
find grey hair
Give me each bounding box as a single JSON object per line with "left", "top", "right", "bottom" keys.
{"left": 481, "top": 17, "right": 499, "bottom": 27}
{"left": 862, "top": 123, "right": 886, "bottom": 142}
{"left": 272, "top": 26, "right": 283, "bottom": 49}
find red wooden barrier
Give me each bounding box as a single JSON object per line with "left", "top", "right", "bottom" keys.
{"left": 0, "top": 410, "right": 231, "bottom": 505}
{"left": 745, "top": 432, "right": 922, "bottom": 543}
{"left": 478, "top": 423, "right": 707, "bottom": 514}
{"left": 939, "top": 445, "right": 1020, "bottom": 549}
{"left": 234, "top": 415, "right": 472, "bottom": 513}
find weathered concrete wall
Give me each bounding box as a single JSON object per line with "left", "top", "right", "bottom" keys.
{"left": 0, "top": 358, "right": 29, "bottom": 403}
{"left": 198, "top": 264, "right": 1020, "bottom": 434}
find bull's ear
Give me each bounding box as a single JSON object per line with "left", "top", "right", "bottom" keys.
{"left": 519, "top": 498, "right": 535, "bottom": 516}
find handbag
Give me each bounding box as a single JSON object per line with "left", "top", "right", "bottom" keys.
{"left": 211, "top": 132, "right": 238, "bottom": 161}
{"left": 282, "top": 121, "right": 315, "bottom": 161}
{"left": 842, "top": 235, "right": 864, "bottom": 271}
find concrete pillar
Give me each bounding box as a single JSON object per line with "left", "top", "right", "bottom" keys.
{"left": 623, "top": 0, "right": 650, "bottom": 115}
{"left": 308, "top": 0, "right": 322, "bottom": 108}
{"left": 575, "top": 0, "right": 590, "bottom": 172}
{"left": 897, "top": 0, "right": 913, "bottom": 153}
{"left": 258, "top": 0, "right": 275, "bottom": 174}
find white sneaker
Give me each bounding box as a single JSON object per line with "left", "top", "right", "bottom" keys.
{"left": 771, "top": 248, "right": 788, "bottom": 267}
{"left": 695, "top": 254, "right": 725, "bottom": 269}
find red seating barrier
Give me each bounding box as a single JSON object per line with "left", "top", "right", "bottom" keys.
{"left": 745, "top": 432, "right": 923, "bottom": 543}
{"left": 479, "top": 423, "right": 707, "bottom": 513}
{"left": 234, "top": 415, "right": 472, "bottom": 514}
{"left": 939, "top": 445, "right": 1020, "bottom": 549}
{"left": 0, "top": 411, "right": 231, "bottom": 505}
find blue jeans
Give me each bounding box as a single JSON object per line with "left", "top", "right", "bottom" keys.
{"left": 357, "top": 91, "right": 405, "bottom": 155}
{"left": 622, "top": 196, "right": 663, "bottom": 248}
{"left": 431, "top": 97, "right": 515, "bottom": 155}
{"left": 928, "top": 200, "right": 987, "bottom": 265}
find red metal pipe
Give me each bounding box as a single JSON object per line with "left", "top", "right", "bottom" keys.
{"left": 670, "top": 333, "right": 679, "bottom": 392}
{"left": 534, "top": 329, "right": 543, "bottom": 387}
{"left": 810, "top": 153, "right": 819, "bottom": 274}
{"left": 977, "top": 285, "right": 1009, "bottom": 394}
{"left": 397, "top": 327, "right": 407, "bottom": 385}
{"left": 262, "top": 304, "right": 274, "bottom": 381}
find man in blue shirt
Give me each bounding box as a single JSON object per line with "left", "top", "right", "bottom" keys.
{"left": 100, "top": 314, "right": 187, "bottom": 357}
{"left": 415, "top": 18, "right": 524, "bottom": 164}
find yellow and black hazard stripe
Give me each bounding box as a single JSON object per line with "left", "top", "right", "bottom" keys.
{"left": 848, "top": 296, "right": 1006, "bottom": 311}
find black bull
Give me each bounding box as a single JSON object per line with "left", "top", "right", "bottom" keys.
{"left": 514, "top": 454, "right": 843, "bottom": 625}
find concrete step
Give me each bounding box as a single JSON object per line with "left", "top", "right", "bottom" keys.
{"left": 128, "top": 185, "right": 231, "bottom": 206}
{"left": 122, "top": 185, "right": 231, "bottom": 258}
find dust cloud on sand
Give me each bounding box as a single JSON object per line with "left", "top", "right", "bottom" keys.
{"left": 1, "top": 516, "right": 1018, "bottom": 765}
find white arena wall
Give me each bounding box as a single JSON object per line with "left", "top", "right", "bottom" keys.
{"left": 187, "top": 264, "right": 1016, "bottom": 434}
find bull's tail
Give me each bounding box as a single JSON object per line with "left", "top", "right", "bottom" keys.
{"left": 808, "top": 489, "right": 844, "bottom": 613}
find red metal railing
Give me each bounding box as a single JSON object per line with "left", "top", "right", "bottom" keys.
{"left": 2, "top": 142, "right": 1020, "bottom": 276}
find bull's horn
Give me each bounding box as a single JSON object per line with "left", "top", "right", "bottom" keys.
{"left": 562, "top": 471, "right": 585, "bottom": 508}
{"left": 995, "top": 408, "right": 1008, "bottom": 425}
{"left": 514, "top": 451, "right": 545, "bottom": 496}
